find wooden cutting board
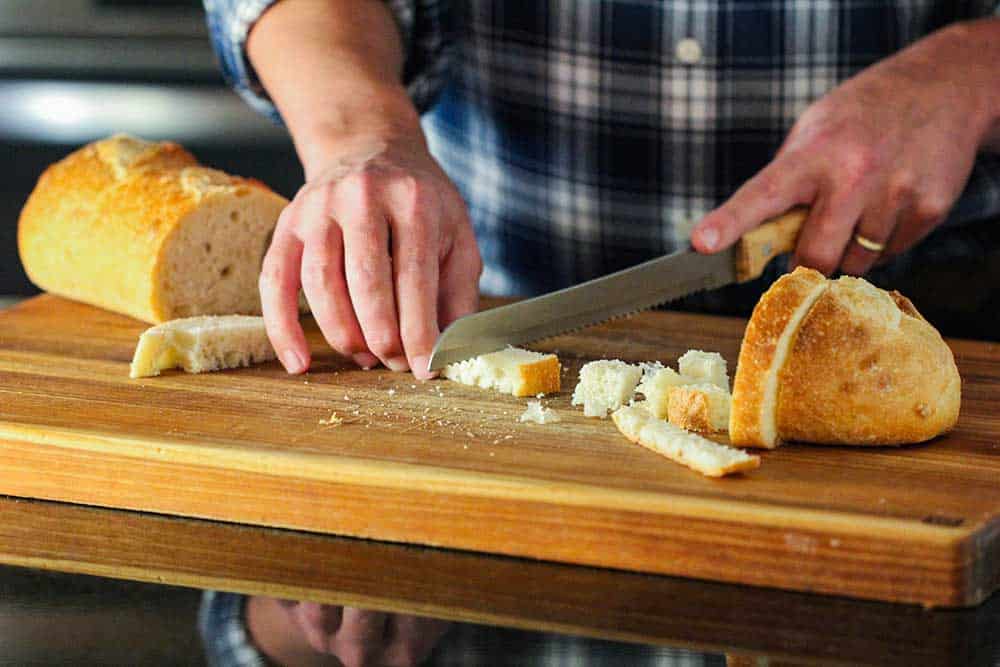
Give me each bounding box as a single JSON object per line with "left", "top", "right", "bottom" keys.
{"left": 0, "top": 295, "right": 997, "bottom": 607}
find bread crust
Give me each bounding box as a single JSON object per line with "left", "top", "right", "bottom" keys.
{"left": 729, "top": 267, "right": 828, "bottom": 448}
{"left": 515, "top": 356, "right": 562, "bottom": 397}
{"left": 18, "top": 135, "right": 288, "bottom": 323}
{"left": 776, "top": 277, "right": 961, "bottom": 445}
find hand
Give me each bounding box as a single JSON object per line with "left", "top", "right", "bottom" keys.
{"left": 247, "top": 596, "right": 451, "bottom": 667}
{"left": 260, "top": 134, "right": 482, "bottom": 379}
{"left": 692, "top": 19, "right": 1000, "bottom": 275}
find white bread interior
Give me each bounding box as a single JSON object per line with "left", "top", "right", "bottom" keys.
{"left": 129, "top": 315, "right": 275, "bottom": 378}
{"left": 677, "top": 350, "right": 730, "bottom": 391}
{"left": 519, "top": 400, "right": 561, "bottom": 424}
{"left": 612, "top": 403, "right": 760, "bottom": 478}
{"left": 571, "top": 360, "right": 642, "bottom": 418}
{"left": 636, "top": 366, "right": 690, "bottom": 419}
{"left": 443, "top": 347, "right": 561, "bottom": 397}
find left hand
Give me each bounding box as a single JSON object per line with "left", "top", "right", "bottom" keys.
{"left": 691, "top": 19, "right": 1000, "bottom": 275}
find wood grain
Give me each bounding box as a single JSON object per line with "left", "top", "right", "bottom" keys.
{"left": 1, "top": 497, "right": 996, "bottom": 667}
{"left": 0, "top": 295, "right": 998, "bottom": 607}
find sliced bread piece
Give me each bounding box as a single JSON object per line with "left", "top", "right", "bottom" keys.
{"left": 443, "top": 347, "right": 561, "bottom": 397}
{"left": 636, "top": 366, "right": 691, "bottom": 419}
{"left": 129, "top": 315, "right": 275, "bottom": 378}
{"left": 667, "top": 382, "right": 731, "bottom": 433}
{"left": 729, "top": 267, "right": 829, "bottom": 448}
{"left": 612, "top": 403, "right": 759, "bottom": 478}
{"left": 19, "top": 134, "right": 290, "bottom": 323}
{"left": 571, "top": 360, "right": 642, "bottom": 418}
{"left": 677, "top": 349, "right": 730, "bottom": 391}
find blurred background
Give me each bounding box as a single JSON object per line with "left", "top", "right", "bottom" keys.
{"left": 0, "top": 0, "right": 301, "bottom": 296}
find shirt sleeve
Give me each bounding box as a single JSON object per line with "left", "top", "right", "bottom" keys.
{"left": 198, "top": 591, "right": 269, "bottom": 667}
{"left": 202, "top": 0, "right": 455, "bottom": 124}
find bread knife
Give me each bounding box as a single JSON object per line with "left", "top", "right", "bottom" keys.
{"left": 427, "top": 207, "right": 809, "bottom": 371}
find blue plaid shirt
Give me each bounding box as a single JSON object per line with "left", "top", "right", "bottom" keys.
{"left": 205, "top": 0, "right": 1000, "bottom": 298}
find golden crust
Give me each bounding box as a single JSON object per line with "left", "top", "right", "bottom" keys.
{"left": 18, "top": 135, "right": 287, "bottom": 323}
{"left": 667, "top": 386, "right": 713, "bottom": 433}
{"left": 729, "top": 267, "right": 828, "bottom": 448}
{"left": 731, "top": 268, "right": 961, "bottom": 448}
{"left": 776, "top": 277, "right": 961, "bottom": 445}
{"left": 514, "top": 356, "right": 562, "bottom": 397}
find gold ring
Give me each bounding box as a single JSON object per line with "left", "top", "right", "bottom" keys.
{"left": 854, "top": 233, "right": 886, "bottom": 253}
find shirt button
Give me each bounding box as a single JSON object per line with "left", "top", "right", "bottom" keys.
{"left": 675, "top": 38, "right": 702, "bottom": 64}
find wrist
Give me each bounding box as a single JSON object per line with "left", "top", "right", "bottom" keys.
{"left": 934, "top": 18, "right": 1000, "bottom": 149}
{"left": 291, "top": 85, "right": 426, "bottom": 180}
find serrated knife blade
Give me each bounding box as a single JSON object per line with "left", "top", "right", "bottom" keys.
{"left": 426, "top": 207, "right": 811, "bottom": 371}
{"left": 427, "top": 246, "right": 737, "bottom": 370}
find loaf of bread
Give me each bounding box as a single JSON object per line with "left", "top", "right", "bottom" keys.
{"left": 730, "top": 267, "right": 961, "bottom": 448}
{"left": 129, "top": 315, "right": 275, "bottom": 378}
{"left": 443, "top": 347, "right": 561, "bottom": 397}
{"left": 18, "top": 134, "right": 290, "bottom": 323}
{"left": 612, "top": 403, "right": 759, "bottom": 477}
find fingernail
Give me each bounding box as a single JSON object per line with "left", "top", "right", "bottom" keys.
{"left": 700, "top": 227, "right": 719, "bottom": 251}
{"left": 411, "top": 355, "right": 436, "bottom": 380}
{"left": 352, "top": 352, "right": 379, "bottom": 370}
{"left": 385, "top": 355, "right": 409, "bottom": 372}
{"left": 280, "top": 349, "right": 306, "bottom": 374}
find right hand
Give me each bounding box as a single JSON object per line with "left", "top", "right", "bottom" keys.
{"left": 260, "top": 133, "right": 482, "bottom": 379}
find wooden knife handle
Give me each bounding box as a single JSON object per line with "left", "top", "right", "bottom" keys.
{"left": 735, "top": 206, "right": 809, "bottom": 282}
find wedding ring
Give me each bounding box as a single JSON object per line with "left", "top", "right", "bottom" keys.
{"left": 854, "top": 233, "right": 886, "bottom": 253}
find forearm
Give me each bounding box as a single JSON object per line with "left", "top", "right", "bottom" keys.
{"left": 937, "top": 17, "right": 1000, "bottom": 152}
{"left": 247, "top": 0, "right": 424, "bottom": 178}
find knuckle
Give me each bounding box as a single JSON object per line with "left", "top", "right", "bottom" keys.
{"left": 837, "top": 145, "right": 878, "bottom": 189}
{"left": 300, "top": 256, "right": 335, "bottom": 288}
{"left": 338, "top": 170, "right": 381, "bottom": 209}
{"left": 752, "top": 171, "right": 782, "bottom": 201}
{"left": 914, "top": 194, "right": 950, "bottom": 225}
{"left": 886, "top": 172, "right": 917, "bottom": 207}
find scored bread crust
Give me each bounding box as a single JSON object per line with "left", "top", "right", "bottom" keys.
{"left": 18, "top": 135, "right": 289, "bottom": 323}
{"left": 729, "top": 267, "right": 829, "bottom": 448}
{"left": 775, "top": 277, "right": 961, "bottom": 445}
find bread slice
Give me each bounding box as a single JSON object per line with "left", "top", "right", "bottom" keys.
{"left": 443, "top": 347, "right": 560, "bottom": 397}
{"left": 677, "top": 350, "right": 730, "bottom": 391}
{"left": 129, "top": 315, "right": 275, "bottom": 378}
{"left": 18, "top": 135, "right": 290, "bottom": 323}
{"left": 571, "top": 360, "right": 642, "bottom": 418}
{"left": 731, "top": 267, "right": 961, "bottom": 447}
{"left": 730, "top": 267, "right": 829, "bottom": 448}
{"left": 612, "top": 403, "right": 760, "bottom": 478}
{"left": 667, "top": 382, "right": 731, "bottom": 433}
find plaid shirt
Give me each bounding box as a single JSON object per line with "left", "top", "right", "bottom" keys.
{"left": 205, "top": 0, "right": 1000, "bottom": 298}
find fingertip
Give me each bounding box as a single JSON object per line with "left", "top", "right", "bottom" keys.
{"left": 410, "top": 354, "right": 438, "bottom": 381}
{"left": 352, "top": 352, "right": 379, "bottom": 370}
{"left": 279, "top": 348, "right": 308, "bottom": 374}
{"left": 692, "top": 224, "right": 720, "bottom": 253}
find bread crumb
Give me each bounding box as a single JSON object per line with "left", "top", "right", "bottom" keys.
{"left": 319, "top": 412, "right": 343, "bottom": 426}
{"left": 519, "top": 400, "right": 561, "bottom": 424}
{"left": 387, "top": 388, "right": 396, "bottom": 396}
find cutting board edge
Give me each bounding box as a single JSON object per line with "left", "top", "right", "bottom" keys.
{"left": 0, "top": 420, "right": 973, "bottom": 545}
{"left": 0, "top": 435, "right": 991, "bottom": 608}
